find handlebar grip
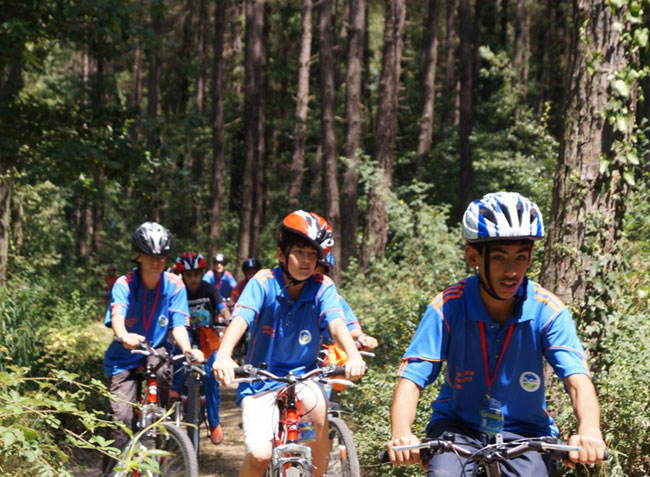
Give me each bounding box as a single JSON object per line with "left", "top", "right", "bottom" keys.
{"left": 234, "top": 365, "right": 254, "bottom": 377}
{"left": 377, "top": 450, "right": 390, "bottom": 463}
{"left": 331, "top": 365, "right": 346, "bottom": 375}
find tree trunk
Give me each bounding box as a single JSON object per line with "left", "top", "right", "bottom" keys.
{"left": 457, "top": 0, "right": 474, "bottom": 214}
{"left": 360, "top": 0, "right": 405, "bottom": 269}
{"left": 288, "top": 0, "right": 313, "bottom": 209}
{"left": 237, "top": 0, "right": 264, "bottom": 265}
{"left": 93, "top": 171, "right": 105, "bottom": 255}
{"left": 318, "top": 0, "right": 341, "bottom": 280}
{"left": 340, "top": 0, "right": 365, "bottom": 269}
{"left": 513, "top": 0, "right": 531, "bottom": 88}
{"left": 77, "top": 193, "right": 93, "bottom": 261}
{"left": 0, "top": 162, "right": 13, "bottom": 287}
{"left": 208, "top": 0, "right": 227, "bottom": 258}
{"left": 11, "top": 191, "right": 22, "bottom": 256}
{"left": 230, "top": 0, "right": 243, "bottom": 55}
{"left": 442, "top": 0, "right": 458, "bottom": 126}
{"left": 196, "top": 0, "right": 207, "bottom": 112}
{"left": 250, "top": 3, "right": 268, "bottom": 257}
{"left": 179, "top": 0, "right": 195, "bottom": 111}
{"left": 131, "top": 45, "right": 143, "bottom": 108}
{"left": 416, "top": 0, "right": 440, "bottom": 173}
{"left": 540, "top": 0, "right": 634, "bottom": 313}
{"left": 536, "top": 0, "right": 556, "bottom": 114}
{"left": 147, "top": 0, "right": 163, "bottom": 221}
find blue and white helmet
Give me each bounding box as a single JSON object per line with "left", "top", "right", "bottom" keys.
{"left": 462, "top": 192, "right": 544, "bottom": 243}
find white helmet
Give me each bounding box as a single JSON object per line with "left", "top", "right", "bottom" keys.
{"left": 462, "top": 192, "right": 544, "bottom": 243}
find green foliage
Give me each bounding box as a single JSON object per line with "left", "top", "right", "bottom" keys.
{"left": 0, "top": 367, "right": 116, "bottom": 476}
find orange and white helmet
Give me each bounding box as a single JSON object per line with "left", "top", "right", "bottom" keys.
{"left": 280, "top": 210, "right": 334, "bottom": 259}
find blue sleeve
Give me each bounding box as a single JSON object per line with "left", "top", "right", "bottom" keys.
{"left": 319, "top": 282, "right": 344, "bottom": 334}
{"left": 398, "top": 304, "right": 448, "bottom": 389}
{"left": 227, "top": 273, "right": 237, "bottom": 288}
{"left": 202, "top": 270, "right": 215, "bottom": 285}
{"left": 341, "top": 296, "right": 361, "bottom": 332}
{"left": 542, "top": 308, "right": 589, "bottom": 379}
{"left": 104, "top": 277, "right": 130, "bottom": 328}
{"left": 169, "top": 284, "right": 190, "bottom": 328}
{"left": 232, "top": 277, "right": 265, "bottom": 327}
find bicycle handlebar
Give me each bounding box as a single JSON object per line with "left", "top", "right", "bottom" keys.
{"left": 233, "top": 364, "right": 348, "bottom": 384}
{"left": 378, "top": 436, "right": 609, "bottom": 464}
{"left": 113, "top": 338, "right": 206, "bottom": 374}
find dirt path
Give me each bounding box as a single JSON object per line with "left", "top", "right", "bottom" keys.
{"left": 68, "top": 386, "right": 246, "bottom": 476}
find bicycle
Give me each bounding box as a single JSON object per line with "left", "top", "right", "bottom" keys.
{"left": 113, "top": 341, "right": 198, "bottom": 477}
{"left": 233, "top": 363, "right": 355, "bottom": 477}
{"left": 178, "top": 321, "right": 226, "bottom": 454}
{"left": 320, "top": 342, "right": 375, "bottom": 477}
{"left": 379, "top": 432, "right": 610, "bottom": 476}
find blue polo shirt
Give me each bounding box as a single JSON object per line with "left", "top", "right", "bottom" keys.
{"left": 232, "top": 267, "right": 344, "bottom": 404}
{"left": 398, "top": 275, "right": 589, "bottom": 437}
{"left": 341, "top": 296, "right": 361, "bottom": 332}
{"left": 202, "top": 269, "right": 237, "bottom": 299}
{"left": 103, "top": 269, "right": 190, "bottom": 376}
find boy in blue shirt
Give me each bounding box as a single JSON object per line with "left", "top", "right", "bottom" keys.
{"left": 203, "top": 252, "right": 238, "bottom": 300}
{"left": 101, "top": 222, "right": 204, "bottom": 476}
{"left": 213, "top": 210, "right": 366, "bottom": 477}
{"left": 387, "top": 192, "right": 606, "bottom": 475}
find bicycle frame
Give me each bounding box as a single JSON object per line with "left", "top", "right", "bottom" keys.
{"left": 270, "top": 384, "right": 313, "bottom": 476}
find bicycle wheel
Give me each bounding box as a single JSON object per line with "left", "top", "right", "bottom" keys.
{"left": 184, "top": 372, "right": 201, "bottom": 455}
{"left": 115, "top": 422, "right": 198, "bottom": 477}
{"left": 325, "top": 417, "right": 360, "bottom": 477}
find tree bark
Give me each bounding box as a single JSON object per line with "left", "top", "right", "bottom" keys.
{"left": 288, "top": 0, "right": 314, "bottom": 209}
{"left": 513, "top": 0, "right": 531, "bottom": 88}
{"left": 442, "top": 0, "right": 458, "bottom": 126}
{"left": 457, "top": 0, "right": 474, "bottom": 214}
{"left": 196, "top": 0, "right": 207, "bottom": 112}
{"left": 540, "top": 0, "right": 634, "bottom": 312}
{"left": 237, "top": 0, "right": 264, "bottom": 265}
{"left": 230, "top": 0, "right": 243, "bottom": 55}
{"left": 319, "top": 0, "right": 341, "bottom": 281}
{"left": 208, "top": 0, "right": 227, "bottom": 258}
{"left": 416, "top": 0, "right": 440, "bottom": 173}
{"left": 340, "top": 0, "right": 365, "bottom": 269}
{"left": 537, "top": 0, "right": 556, "bottom": 114}
{"left": 0, "top": 161, "right": 13, "bottom": 287}
{"left": 93, "top": 171, "right": 105, "bottom": 255}
{"left": 360, "top": 0, "right": 405, "bottom": 269}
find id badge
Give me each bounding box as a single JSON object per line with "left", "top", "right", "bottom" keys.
{"left": 479, "top": 397, "right": 504, "bottom": 434}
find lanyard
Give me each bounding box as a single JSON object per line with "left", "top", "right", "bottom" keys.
{"left": 142, "top": 279, "right": 162, "bottom": 332}
{"left": 478, "top": 321, "right": 515, "bottom": 397}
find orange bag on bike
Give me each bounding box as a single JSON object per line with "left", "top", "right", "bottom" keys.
{"left": 324, "top": 344, "right": 348, "bottom": 391}
{"left": 199, "top": 326, "right": 221, "bottom": 358}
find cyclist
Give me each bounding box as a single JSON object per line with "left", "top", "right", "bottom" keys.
{"left": 386, "top": 192, "right": 606, "bottom": 475}
{"left": 203, "top": 252, "right": 238, "bottom": 300}
{"left": 316, "top": 252, "right": 378, "bottom": 351}
{"left": 229, "top": 257, "right": 263, "bottom": 305}
{"left": 212, "top": 210, "right": 366, "bottom": 477}
{"left": 101, "top": 222, "right": 204, "bottom": 476}
{"left": 102, "top": 264, "right": 118, "bottom": 304}
{"left": 174, "top": 251, "right": 230, "bottom": 445}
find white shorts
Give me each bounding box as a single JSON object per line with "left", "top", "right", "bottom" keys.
{"left": 241, "top": 380, "right": 328, "bottom": 454}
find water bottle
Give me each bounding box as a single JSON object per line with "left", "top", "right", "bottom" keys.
{"left": 297, "top": 416, "right": 316, "bottom": 443}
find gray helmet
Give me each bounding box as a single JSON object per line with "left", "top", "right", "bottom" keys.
{"left": 132, "top": 222, "right": 173, "bottom": 256}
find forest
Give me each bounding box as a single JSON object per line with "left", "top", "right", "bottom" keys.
{"left": 1, "top": 0, "right": 650, "bottom": 475}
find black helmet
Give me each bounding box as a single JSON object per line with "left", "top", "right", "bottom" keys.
{"left": 242, "top": 258, "right": 262, "bottom": 274}
{"left": 213, "top": 253, "right": 227, "bottom": 264}
{"left": 132, "top": 222, "right": 173, "bottom": 256}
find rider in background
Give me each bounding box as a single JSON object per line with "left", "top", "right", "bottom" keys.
{"left": 387, "top": 192, "right": 606, "bottom": 475}
{"left": 101, "top": 222, "right": 204, "bottom": 476}
{"left": 175, "top": 251, "right": 229, "bottom": 445}
{"left": 102, "top": 264, "right": 118, "bottom": 304}
{"left": 229, "top": 257, "right": 263, "bottom": 305}
{"left": 316, "top": 252, "right": 378, "bottom": 351}
{"left": 203, "top": 253, "right": 238, "bottom": 301}
{"left": 212, "top": 210, "right": 366, "bottom": 477}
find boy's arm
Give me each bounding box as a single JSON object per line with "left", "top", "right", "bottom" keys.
{"left": 328, "top": 318, "right": 366, "bottom": 380}
{"left": 172, "top": 326, "right": 204, "bottom": 362}
{"left": 111, "top": 312, "right": 145, "bottom": 349}
{"left": 212, "top": 316, "right": 248, "bottom": 385}
{"left": 387, "top": 378, "right": 422, "bottom": 465}
{"left": 564, "top": 373, "right": 606, "bottom": 466}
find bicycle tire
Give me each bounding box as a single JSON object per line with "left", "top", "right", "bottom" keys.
{"left": 325, "top": 417, "right": 360, "bottom": 477}
{"left": 114, "top": 422, "right": 198, "bottom": 477}
{"left": 185, "top": 372, "right": 202, "bottom": 455}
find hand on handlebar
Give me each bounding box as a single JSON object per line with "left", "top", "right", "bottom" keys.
{"left": 212, "top": 353, "right": 238, "bottom": 386}
{"left": 185, "top": 348, "right": 205, "bottom": 364}
{"left": 387, "top": 433, "right": 422, "bottom": 466}
{"left": 344, "top": 357, "right": 366, "bottom": 381}
{"left": 118, "top": 333, "right": 145, "bottom": 349}
{"left": 356, "top": 333, "right": 378, "bottom": 351}
{"left": 566, "top": 431, "right": 607, "bottom": 467}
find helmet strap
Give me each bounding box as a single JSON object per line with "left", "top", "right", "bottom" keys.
{"left": 478, "top": 244, "right": 508, "bottom": 302}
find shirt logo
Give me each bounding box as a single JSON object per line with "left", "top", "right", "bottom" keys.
{"left": 298, "top": 330, "right": 312, "bottom": 345}
{"left": 519, "top": 371, "right": 541, "bottom": 392}
{"left": 158, "top": 315, "right": 169, "bottom": 327}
